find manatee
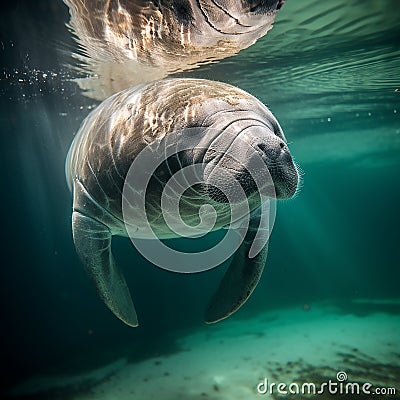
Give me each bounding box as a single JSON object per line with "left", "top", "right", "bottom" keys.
{"left": 63, "top": 0, "right": 285, "bottom": 99}
{"left": 66, "top": 78, "right": 299, "bottom": 327}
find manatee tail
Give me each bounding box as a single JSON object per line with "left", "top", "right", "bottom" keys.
{"left": 72, "top": 210, "right": 138, "bottom": 327}
{"left": 204, "top": 203, "right": 270, "bottom": 323}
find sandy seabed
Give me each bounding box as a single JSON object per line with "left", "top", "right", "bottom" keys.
{"left": 8, "top": 300, "right": 400, "bottom": 400}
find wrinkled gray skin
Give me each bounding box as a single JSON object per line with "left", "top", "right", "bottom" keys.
{"left": 64, "top": 0, "right": 285, "bottom": 99}
{"left": 66, "top": 78, "right": 299, "bottom": 327}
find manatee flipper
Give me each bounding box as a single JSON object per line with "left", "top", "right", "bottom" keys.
{"left": 72, "top": 211, "right": 138, "bottom": 327}
{"left": 204, "top": 202, "right": 271, "bottom": 324}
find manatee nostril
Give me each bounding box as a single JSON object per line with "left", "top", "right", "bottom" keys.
{"left": 276, "top": 0, "right": 285, "bottom": 10}
{"left": 255, "top": 142, "right": 269, "bottom": 155}
{"left": 255, "top": 139, "right": 287, "bottom": 161}
{"left": 248, "top": 0, "right": 281, "bottom": 13}
{"left": 249, "top": 1, "right": 262, "bottom": 13}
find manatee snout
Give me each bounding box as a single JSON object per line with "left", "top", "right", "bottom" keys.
{"left": 253, "top": 135, "right": 299, "bottom": 200}
{"left": 267, "top": 150, "right": 299, "bottom": 200}
{"left": 203, "top": 129, "right": 298, "bottom": 203}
